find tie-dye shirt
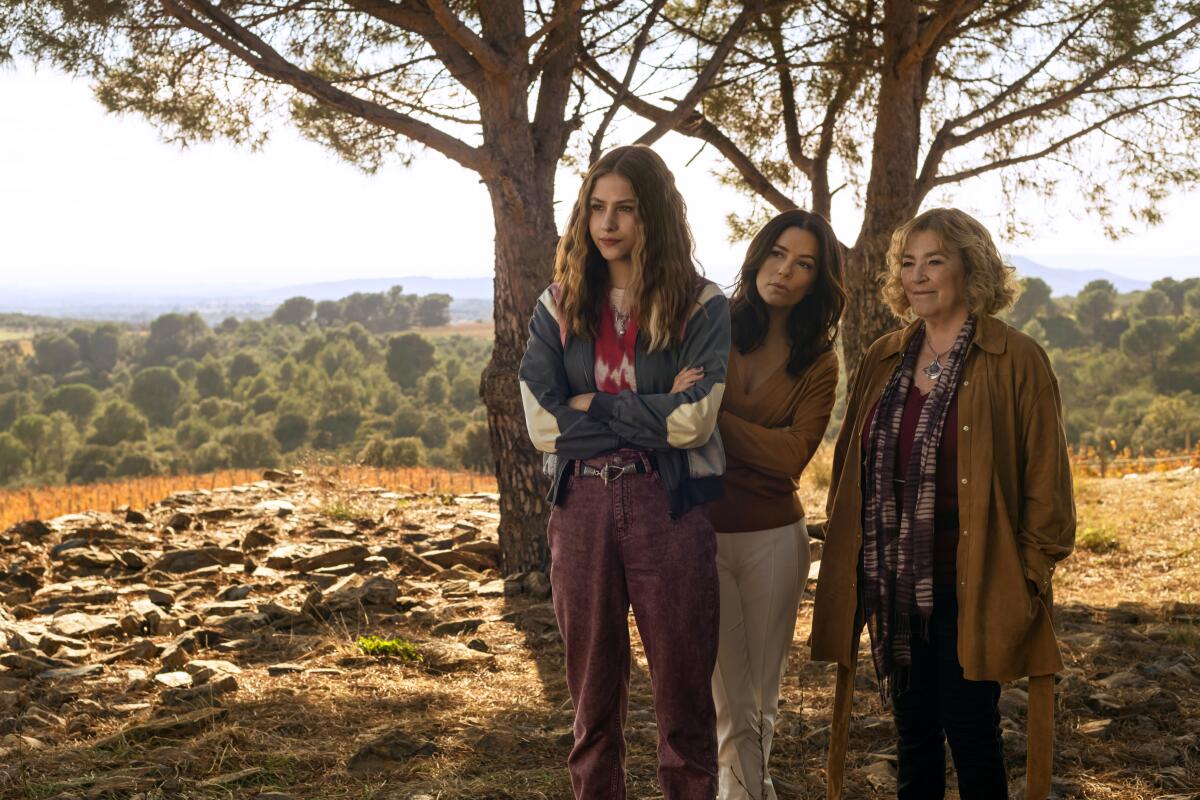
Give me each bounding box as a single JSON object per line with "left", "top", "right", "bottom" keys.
{"left": 594, "top": 288, "right": 638, "bottom": 393}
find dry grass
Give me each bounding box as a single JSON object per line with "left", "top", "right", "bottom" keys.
{"left": 415, "top": 322, "right": 494, "bottom": 340}
{"left": 2, "top": 468, "right": 1198, "bottom": 799}
{"left": 0, "top": 466, "right": 496, "bottom": 531}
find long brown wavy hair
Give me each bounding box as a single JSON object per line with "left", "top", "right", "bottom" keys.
{"left": 728, "top": 209, "right": 846, "bottom": 375}
{"left": 553, "top": 145, "right": 701, "bottom": 351}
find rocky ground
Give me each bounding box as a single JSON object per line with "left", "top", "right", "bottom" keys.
{"left": 0, "top": 468, "right": 1197, "bottom": 799}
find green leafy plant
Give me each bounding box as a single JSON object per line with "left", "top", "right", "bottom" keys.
{"left": 356, "top": 635, "right": 421, "bottom": 661}
{"left": 1078, "top": 525, "right": 1121, "bottom": 553}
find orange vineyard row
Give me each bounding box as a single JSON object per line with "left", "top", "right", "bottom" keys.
{"left": 1068, "top": 444, "right": 1200, "bottom": 478}
{"left": 0, "top": 467, "right": 497, "bottom": 531}
{"left": 1, "top": 447, "right": 1196, "bottom": 531}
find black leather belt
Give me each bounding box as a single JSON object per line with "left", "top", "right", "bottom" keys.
{"left": 574, "top": 455, "right": 657, "bottom": 485}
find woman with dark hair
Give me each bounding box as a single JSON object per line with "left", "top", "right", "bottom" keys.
{"left": 702, "top": 209, "right": 845, "bottom": 800}
{"left": 812, "top": 207, "right": 1075, "bottom": 800}
{"left": 519, "top": 144, "right": 730, "bottom": 799}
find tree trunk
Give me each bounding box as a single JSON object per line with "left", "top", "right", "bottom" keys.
{"left": 475, "top": 39, "right": 564, "bottom": 572}
{"left": 481, "top": 175, "right": 559, "bottom": 574}
{"left": 469, "top": 2, "right": 580, "bottom": 574}
{"left": 841, "top": 1, "right": 926, "bottom": 383}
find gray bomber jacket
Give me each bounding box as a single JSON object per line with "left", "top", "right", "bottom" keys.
{"left": 518, "top": 279, "right": 730, "bottom": 518}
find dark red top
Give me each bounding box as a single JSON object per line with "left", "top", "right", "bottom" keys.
{"left": 593, "top": 294, "right": 638, "bottom": 393}
{"left": 863, "top": 387, "right": 960, "bottom": 587}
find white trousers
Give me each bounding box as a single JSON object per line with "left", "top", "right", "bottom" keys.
{"left": 711, "top": 520, "right": 810, "bottom": 800}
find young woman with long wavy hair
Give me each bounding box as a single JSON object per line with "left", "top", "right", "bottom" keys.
{"left": 519, "top": 144, "right": 730, "bottom": 799}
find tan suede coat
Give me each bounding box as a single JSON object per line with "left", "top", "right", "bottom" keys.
{"left": 811, "top": 314, "right": 1075, "bottom": 800}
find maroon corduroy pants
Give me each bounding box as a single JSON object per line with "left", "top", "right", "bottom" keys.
{"left": 548, "top": 466, "right": 720, "bottom": 800}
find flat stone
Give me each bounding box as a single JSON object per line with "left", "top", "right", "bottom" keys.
{"left": 154, "top": 671, "right": 193, "bottom": 689}
{"left": 206, "top": 612, "right": 270, "bottom": 633}
{"left": 476, "top": 579, "right": 505, "bottom": 598}
{"left": 346, "top": 728, "right": 437, "bottom": 777}
{"left": 240, "top": 528, "right": 277, "bottom": 551}
{"left": 252, "top": 500, "right": 295, "bottom": 517}
{"left": 432, "top": 618, "right": 485, "bottom": 637}
{"left": 161, "top": 674, "right": 238, "bottom": 705}
{"left": 100, "top": 639, "right": 162, "bottom": 664}
{"left": 165, "top": 512, "right": 194, "bottom": 531}
{"left": 48, "top": 613, "right": 120, "bottom": 639}
{"left": 324, "top": 575, "right": 399, "bottom": 611}
{"left": 377, "top": 546, "right": 440, "bottom": 576}
{"left": 152, "top": 548, "right": 243, "bottom": 574}
{"left": 420, "top": 641, "right": 496, "bottom": 674}
{"left": 292, "top": 544, "right": 370, "bottom": 573}
{"left": 217, "top": 584, "right": 252, "bottom": 601}
{"left": 422, "top": 548, "right": 494, "bottom": 572}
{"left": 265, "top": 544, "right": 308, "bottom": 570}
{"left": 201, "top": 600, "right": 255, "bottom": 618}
{"left": 267, "top": 662, "right": 305, "bottom": 676}
{"left": 37, "top": 663, "right": 103, "bottom": 680}
{"left": 1099, "top": 670, "right": 1149, "bottom": 690}
{"left": 456, "top": 539, "right": 500, "bottom": 560}
{"left": 184, "top": 659, "right": 242, "bottom": 684}
{"left": 147, "top": 588, "right": 176, "bottom": 607}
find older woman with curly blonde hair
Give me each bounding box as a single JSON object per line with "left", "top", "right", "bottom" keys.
{"left": 812, "top": 207, "right": 1075, "bottom": 800}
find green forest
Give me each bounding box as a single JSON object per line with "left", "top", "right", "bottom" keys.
{"left": 0, "top": 275, "right": 1197, "bottom": 490}
{"left": 1010, "top": 276, "right": 1200, "bottom": 455}
{"left": 0, "top": 288, "right": 493, "bottom": 488}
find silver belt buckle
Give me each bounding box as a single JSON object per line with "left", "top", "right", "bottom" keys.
{"left": 600, "top": 462, "right": 626, "bottom": 485}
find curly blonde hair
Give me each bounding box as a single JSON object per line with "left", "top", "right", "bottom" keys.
{"left": 881, "top": 207, "right": 1019, "bottom": 320}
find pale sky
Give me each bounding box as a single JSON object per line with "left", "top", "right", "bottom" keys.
{"left": 3, "top": 60, "right": 1199, "bottom": 293}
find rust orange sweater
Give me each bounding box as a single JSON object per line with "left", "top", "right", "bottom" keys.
{"left": 707, "top": 347, "right": 838, "bottom": 533}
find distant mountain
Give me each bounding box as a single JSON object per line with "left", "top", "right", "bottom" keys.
{"left": 0, "top": 259, "right": 1176, "bottom": 324}
{"left": 1007, "top": 256, "right": 1149, "bottom": 296}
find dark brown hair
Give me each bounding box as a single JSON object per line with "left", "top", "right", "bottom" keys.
{"left": 728, "top": 209, "right": 846, "bottom": 375}
{"left": 553, "top": 145, "right": 700, "bottom": 351}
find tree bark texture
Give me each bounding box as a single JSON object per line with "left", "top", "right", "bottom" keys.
{"left": 842, "top": 1, "right": 927, "bottom": 384}
{"left": 474, "top": 7, "right": 576, "bottom": 573}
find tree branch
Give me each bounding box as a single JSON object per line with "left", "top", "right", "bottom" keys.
{"left": 766, "top": 8, "right": 814, "bottom": 177}
{"left": 634, "top": 0, "right": 765, "bottom": 146}
{"left": 930, "top": 97, "right": 1184, "bottom": 188}
{"left": 423, "top": 0, "right": 509, "bottom": 75}
{"left": 524, "top": 0, "right": 585, "bottom": 49}
{"left": 584, "top": 55, "right": 796, "bottom": 211}
{"left": 898, "top": 0, "right": 983, "bottom": 73}
{"left": 945, "top": 14, "right": 1200, "bottom": 154}
{"left": 161, "top": 0, "right": 496, "bottom": 174}
{"left": 341, "top": 0, "right": 484, "bottom": 94}
{"left": 589, "top": 0, "right": 666, "bottom": 162}
{"left": 532, "top": 0, "right": 583, "bottom": 172}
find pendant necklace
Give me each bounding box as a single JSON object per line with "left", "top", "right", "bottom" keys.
{"left": 610, "top": 288, "right": 631, "bottom": 337}
{"left": 922, "top": 338, "right": 948, "bottom": 380}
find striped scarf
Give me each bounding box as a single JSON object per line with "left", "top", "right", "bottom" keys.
{"left": 861, "top": 315, "right": 975, "bottom": 694}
